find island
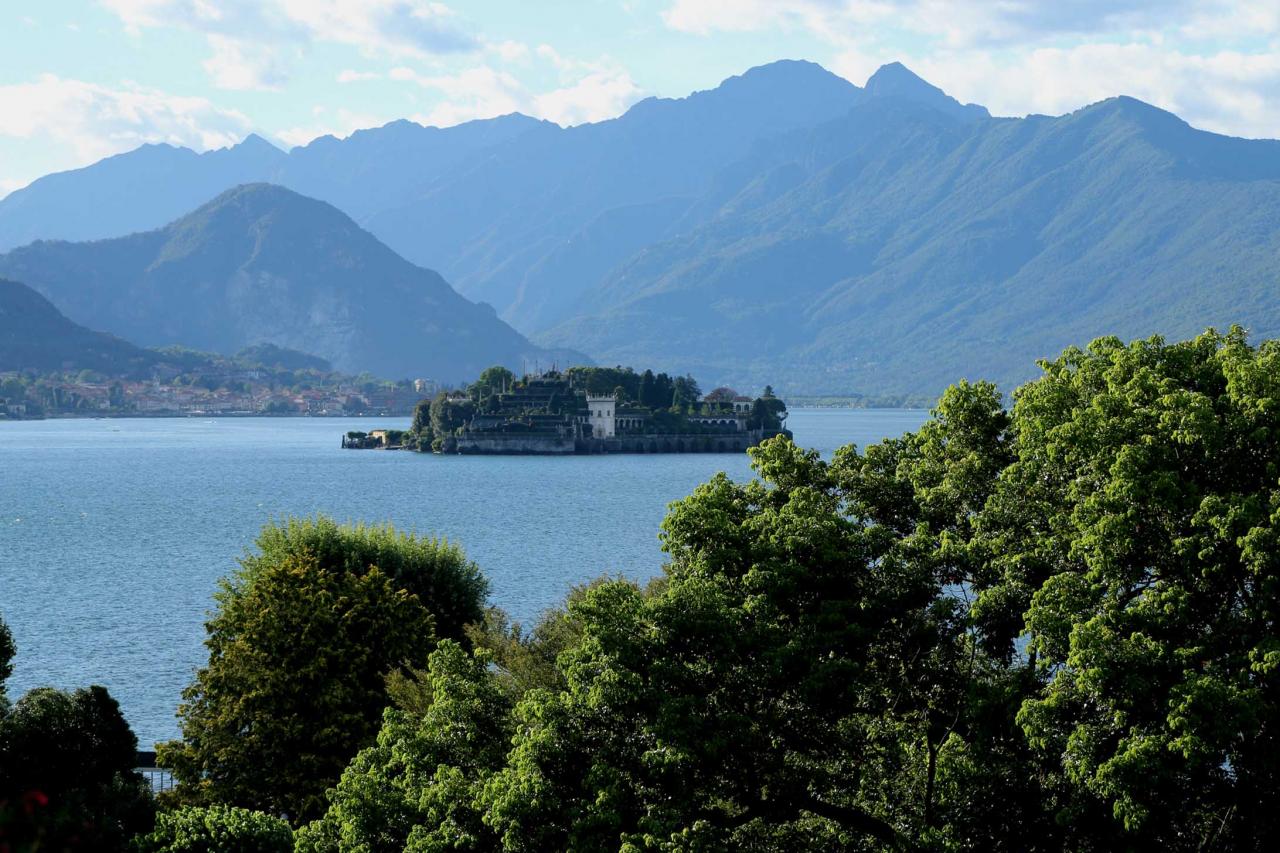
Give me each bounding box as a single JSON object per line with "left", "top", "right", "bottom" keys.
{"left": 343, "top": 366, "right": 789, "bottom": 454}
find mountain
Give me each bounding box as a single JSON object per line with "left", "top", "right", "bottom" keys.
{"left": 0, "top": 135, "right": 286, "bottom": 251}
{"left": 0, "top": 278, "right": 158, "bottom": 374}
{"left": 538, "top": 92, "right": 1280, "bottom": 395}
{"left": 0, "top": 184, "right": 579, "bottom": 382}
{"left": 5, "top": 61, "right": 1280, "bottom": 396}
{"left": 0, "top": 60, "right": 867, "bottom": 333}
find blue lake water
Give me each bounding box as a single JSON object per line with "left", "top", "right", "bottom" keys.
{"left": 0, "top": 408, "right": 928, "bottom": 746}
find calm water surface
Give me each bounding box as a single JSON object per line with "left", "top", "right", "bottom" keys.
{"left": 0, "top": 408, "right": 927, "bottom": 745}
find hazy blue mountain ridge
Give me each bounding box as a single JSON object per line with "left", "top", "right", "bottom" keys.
{"left": 0, "top": 185, "right": 580, "bottom": 382}
{"left": 539, "top": 92, "right": 1280, "bottom": 394}
{"left": 0, "top": 278, "right": 159, "bottom": 374}
{"left": 3, "top": 60, "right": 1279, "bottom": 396}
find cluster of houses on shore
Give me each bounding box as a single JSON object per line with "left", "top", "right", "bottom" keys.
{"left": 0, "top": 374, "right": 427, "bottom": 418}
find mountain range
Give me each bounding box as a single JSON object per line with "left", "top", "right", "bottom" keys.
{"left": 2, "top": 60, "right": 1278, "bottom": 396}
{"left": 0, "top": 185, "right": 577, "bottom": 382}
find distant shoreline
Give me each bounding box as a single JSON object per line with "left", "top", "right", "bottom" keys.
{"left": 0, "top": 411, "right": 413, "bottom": 422}
{"left": 1, "top": 404, "right": 935, "bottom": 423}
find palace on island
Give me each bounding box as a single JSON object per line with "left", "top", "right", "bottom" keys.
{"left": 344, "top": 368, "right": 789, "bottom": 455}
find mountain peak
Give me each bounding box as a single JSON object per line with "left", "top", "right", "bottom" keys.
{"left": 863, "top": 62, "right": 990, "bottom": 122}
{"left": 175, "top": 183, "right": 345, "bottom": 230}
{"left": 622, "top": 58, "right": 859, "bottom": 126}
{"left": 236, "top": 132, "right": 282, "bottom": 153}
{"left": 716, "top": 59, "right": 858, "bottom": 100}
{"left": 865, "top": 61, "right": 930, "bottom": 94}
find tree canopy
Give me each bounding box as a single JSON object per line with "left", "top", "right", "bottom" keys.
{"left": 293, "top": 329, "right": 1280, "bottom": 851}
{"left": 158, "top": 517, "right": 486, "bottom": 823}
{"left": 13, "top": 329, "right": 1280, "bottom": 851}
{"left": 0, "top": 683, "right": 153, "bottom": 851}
{"left": 134, "top": 804, "right": 293, "bottom": 853}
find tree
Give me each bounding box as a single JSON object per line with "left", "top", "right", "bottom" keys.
{"left": 672, "top": 374, "right": 701, "bottom": 409}
{"left": 296, "top": 641, "right": 512, "bottom": 853}
{"left": 972, "top": 329, "right": 1280, "bottom": 848}
{"left": 472, "top": 366, "right": 515, "bottom": 398}
{"left": 158, "top": 516, "right": 486, "bottom": 823}
{"left": 243, "top": 516, "right": 487, "bottom": 643}
{"left": 637, "top": 370, "right": 656, "bottom": 410}
{"left": 134, "top": 805, "right": 292, "bottom": 853}
{"left": 480, "top": 438, "right": 975, "bottom": 851}
{"left": 409, "top": 398, "right": 434, "bottom": 448}
{"left": 0, "top": 616, "right": 13, "bottom": 707}
{"left": 428, "top": 392, "right": 476, "bottom": 451}
{"left": 0, "top": 684, "right": 154, "bottom": 852}
{"left": 703, "top": 386, "right": 739, "bottom": 403}
{"left": 748, "top": 396, "right": 788, "bottom": 431}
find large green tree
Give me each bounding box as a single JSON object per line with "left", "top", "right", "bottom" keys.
{"left": 970, "top": 330, "right": 1280, "bottom": 849}
{"left": 296, "top": 641, "right": 512, "bottom": 853}
{"left": 218, "top": 330, "right": 1280, "bottom": 850}
{"left": 0, "top": 684, "right": 154, "bottom": 851}
{"left": 159, "top": 518, "right": 486, "bottom": 823}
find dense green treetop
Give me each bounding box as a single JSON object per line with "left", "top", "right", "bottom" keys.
{"left": 0, "top": 684, "right": 153, "bottom": 852}
{"left": 159, "top": 516, "right": 486, "bottom": 824}
{"left": 972, "top": 329, "right": 1280, "bottom": 846}
{"left": 241, "top": 515, "right": 487, "bottom": 643}
{"left": 296, "top": 641, "right": 514, "bottom": 853}
{"left": 134, "top": 805, "right": 293, "bottom": 853}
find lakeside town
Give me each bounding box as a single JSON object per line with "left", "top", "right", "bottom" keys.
{"left": 0, "top": 370, "right": 432, "bottom": 419}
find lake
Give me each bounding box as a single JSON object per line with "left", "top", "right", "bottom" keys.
{"left": 0, "top": 408, "right": 928, "bottom": 746}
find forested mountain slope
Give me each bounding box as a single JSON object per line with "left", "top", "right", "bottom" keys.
{"left": 0, "top": 185, "right": 579, "bottom": 382}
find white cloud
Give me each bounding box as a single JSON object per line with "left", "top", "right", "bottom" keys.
{"left": 399, "top": 66, "right": 528, "bottom": 126}
{"left": 487, "top": 39, "right": 530, "bottom": 63}
{"left": 0, "top": 74, "right": 251, "bottom": 162}
{"left": 276, "top": 107, "right": 389, "bottom": 147}
{"left": 909, "top": 43, "right": 1280, "bottom": 138}
{"left": 0, "top": 177, "right": 27, "bottom": 200}
{"left": 390, "top": 53, "right": 644, "bottom": 128}
{"left": 202, "top": 35, "right": 291, "bottom": 90}
{"left": 337, "top": 69, "right": 381, "bottom": 83}
{"left": 100, "top": 0, "right": 478, "bottom": 90}
{"left": 271, "top": 0, "right": 476, "bottom": 56}
{"left": 666, "top": 0, "right": 1280, "bottom": 139}
{"left": 660, "top": 0, "right": 1218, "bottom": 46}
{"left": 533, "top": 69, "right": 644, "bottom": 126}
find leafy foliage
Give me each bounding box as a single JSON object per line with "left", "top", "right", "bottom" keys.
{"left": 0, "top": 684, "right": 153, "bottom": 852}
{"left": 241, "top": 515, "right": 487, "bottom": 643}
{"left": 296, "top": 329, "right": 1280, "bottom": 851}
{"left": 157, "top": 516, "right": 485, "bottom": 823}
{"left": 296, "top": 641, "right": 513, "bottom": 853}
{"left": 974, "top": 329, "right": 1280, "bottom": 848}
{"left": 134, "top": 805, "right": 292, "bottom": 853}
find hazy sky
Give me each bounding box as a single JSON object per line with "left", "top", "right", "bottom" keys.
{"left": 2, "top": 1, "right": 1278, "bottom": 196}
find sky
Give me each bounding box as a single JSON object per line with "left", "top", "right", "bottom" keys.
{"left": 1, "top": 1, "right": 1279, "bottom": 197}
